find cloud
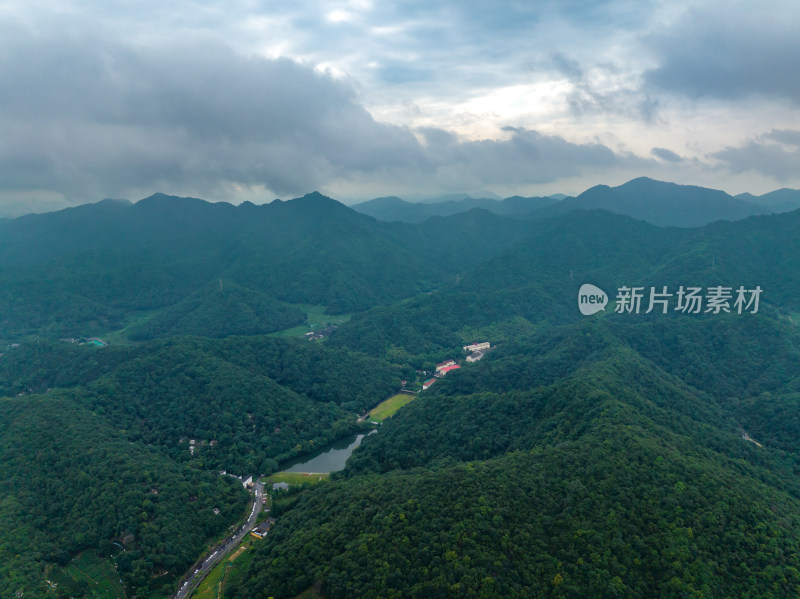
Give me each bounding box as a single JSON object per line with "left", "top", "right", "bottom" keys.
{"left": 644, "top": 3, "right": 800, "bottom": 104}
{"left": 539, "top": 52, "right": 660, "bottom": 123}
{"left": 651, "top": 147, "right": 683, "bottom": 163}
{"left": 425, "top": 126, "right": 644, "bottom": 186}
{"left": 0, "top": 26, "right": 426, "bottom": 199}
{"left": 764, "top": 129, "right": 800, "bottom": 147}
{"left": 712, "top": 132, "right": 800, "bottom": 183}
{"left": 5, "top": 0, "right": 796, "bottom": 201}
{"left": 0, "top": 24, "right": 648, "bottom": 202}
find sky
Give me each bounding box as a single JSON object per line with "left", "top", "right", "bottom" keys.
{"left": 1, "top": 0, "right": 799, "bottom": 213}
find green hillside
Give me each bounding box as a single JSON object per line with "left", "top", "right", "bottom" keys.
{"left": 126, "top": 281, "right": 306, "bottom": 340}
{"left": 0, "top": 193, "right": 537, "bottom": 339}
{"left": 329, "top": 208, "right": 800, "bottom": 359}
{"left": 0, "top": 394, "right": 248, "bottom": 599}
{"left": 228, "top": 315, "right": 800, "bottom": 598}
{"left": 2, "top": 188, "right": 800, "bottom": 598}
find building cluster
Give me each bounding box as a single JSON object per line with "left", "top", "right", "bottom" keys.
{"left": 421, "top": 342, "right": 492, "bottom": 391}
{"left": 463, "top": 341, "right": 491, "bottom": 363}
{"left": 435, "top": 359, "right": 461, "bottom": 376}
{"left": 304, "top": 324, "right": 338, "bottom": 340}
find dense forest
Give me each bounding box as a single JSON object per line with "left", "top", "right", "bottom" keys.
{"left": 0, "top": 193, "right": 534, "bottom": 339}
{"left": 0, "top": 334, "right": 402, "bottom": 597}
{"left": 2, "top": 191, "right": 800, "bottom": 598}
{"left": 2, "top": 335, "right": 400, "bottom": 471}
{"left": 230, "top": 315, "right": 800, "bottom": 598}
{"left": 329, "top": 208, "right": 800, "bottom": 360}
{"left": 0, "top": 394, "right": 248, "bottom": 598}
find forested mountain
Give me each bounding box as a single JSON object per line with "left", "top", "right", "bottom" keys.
{"left": 125, "top": 281, "right": 306, "bottom": 340}
{"left": 352, "top": 178, "right": 791, "bottom": 227}
{"left": 737, "top": 188, "right": 800, "bottom": 214}
{"left": 0, "top": 182, "right": 792, "bottom": 339}
{"left": 230, "top": 313, "right": 800, "bottom": 598}
{"left": 0, "top": 393, "right": 249, "bottom": 598}
{"left": 2, "top": 183, "right": 800, "bottom": 598}
{"left": 352, "top": 194, "right": 557, "bottom": 222}
{"left": 0, "top": 334, "right": 400, "bottom": 597}
{"left": 330, "top": 208, "right": 800, "bottom": 359}
{"left": 1, "top": 336, "right": 400, "bottom": 470}
{"left": 527, "top": 177, "right": 770, "bottom": 227}
{"left": 0, "top": 192, "right": 534, "bottom": 339}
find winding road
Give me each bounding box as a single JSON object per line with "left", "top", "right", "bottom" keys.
{"left": 173, "top": 481, "right": 264, "bottom": 599}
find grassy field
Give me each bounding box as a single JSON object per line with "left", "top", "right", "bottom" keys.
{"left": 48, "top": 550, "right": 126, "bottom": 599}
{"left": 267, "top": 472, "right": 330, "bottom": 485}
{"left": 101, "top": 308, "right": 164, "bottom": 344}
{"left": 192, "top": 556, "right": 228, "bottom": 599}
{"left": 369, "top": 392, "right": 416, "bottom": 421}
{"left": 270, "top": 304, "right": 352, "bottom": 338}
{"left": 193, "top": 538, "right": 256, "bottom": 599}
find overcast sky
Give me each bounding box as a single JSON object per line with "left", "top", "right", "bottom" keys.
{"left": 1, "top": 0, "right": 799, "bottom": 211}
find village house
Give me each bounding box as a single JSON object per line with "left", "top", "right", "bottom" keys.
{"left": 437, "top": 364, "right": 461, "bottom": 376}
{"left": 435, "top": 360, "right": 456, "bottom": 374}
{"left": 250, "top": 518, "right": 277, "bottom": 539}
{"left": 463, "top": 341, "right": 490, "bottom": 353}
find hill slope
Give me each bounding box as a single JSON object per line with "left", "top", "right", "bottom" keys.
{"left": 229, "top": 315, "right": 800, "bottom": 598}
{"left": 529, "top": 177, "right": 769, "bottom": 227}
{"left": 0, "top": 193, "right": 536, "bottom": 338}
{"left": 353, "top": 194, "right": 557, "bottom": 222}
{"left": 329, "top": 207, "right": 800, "bottom": 358}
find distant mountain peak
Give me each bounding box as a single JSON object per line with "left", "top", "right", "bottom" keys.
{"left": 287, "top": 191, "right": 349, "bottom": 210}
{"left": 136, "top": 192, "right": 213, "bottom": 207}
{"left": 300, "top": 191, "right": 334, "bottom": 201}
{"left": 558, "top": 177, "right": 767, "bottom": 227}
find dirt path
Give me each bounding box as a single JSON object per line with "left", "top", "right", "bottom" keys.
{"left": 228, "top": 546, "right": 247, "bottom": 562}
{"left": 742, "top": 432, "right": 763, "bottom": 448}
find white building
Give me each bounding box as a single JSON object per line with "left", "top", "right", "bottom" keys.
{"left": 463, "top": 342, "right": 490, "bottom": 353}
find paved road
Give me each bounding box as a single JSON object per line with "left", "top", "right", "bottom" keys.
{"left": 173, "top": 482, "right": 264, "bottom": 599}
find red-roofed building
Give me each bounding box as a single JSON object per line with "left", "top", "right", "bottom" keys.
{"left": 435, "top": 359, "right": 456, "bottom": 372}
{"left": 422, "top": 378, "right": 437, "bottom": 390}
{"left": 438, "top": 364, "right": 461, "bottom": 375}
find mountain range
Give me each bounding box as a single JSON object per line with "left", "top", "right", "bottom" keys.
{"left": 0, "top": 192, "right": 533, "bottom": 339}
{"left": 353, "top": 177, "right": 800, "bottom": 227}
{"left": 2, "top": 178, "right": 800, "bottom": 598}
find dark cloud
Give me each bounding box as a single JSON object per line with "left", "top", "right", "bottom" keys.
{"left": 712, "top": 138, "right": 800, "bottom": 183}
{"left": 0, "top": 25, "right": 643, "bottom": 201}
{"left": 546, "top": 52, "right": 661, "bottom": 123}
{"left": 0, "top": 26, "right": 425, "bottom": 199}
{"left": 651, "top": 147, "right": 683, "bottom": 162}
{"left": 419, "top": 126, "right": 645, "bottom": 187}
{"left": 765, "top": 129, "right": 800, "bottom": 147}
{"left": 644, "top": 5, "right": 800, "bottom": 103}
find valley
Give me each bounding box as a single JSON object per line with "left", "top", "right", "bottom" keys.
{"left": 1, "top": 182, "right": 800, "bottom": 598}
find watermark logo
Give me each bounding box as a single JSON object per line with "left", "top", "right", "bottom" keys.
{"left": 578, "top": 283, "right": 608, "bottom": 315}
{"left": 579, "top": 284, "right": 762, "bottom": 316}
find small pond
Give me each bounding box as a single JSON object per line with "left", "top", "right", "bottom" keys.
{"left": 279, "top": 430, "right": 375, "bottom": 473}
